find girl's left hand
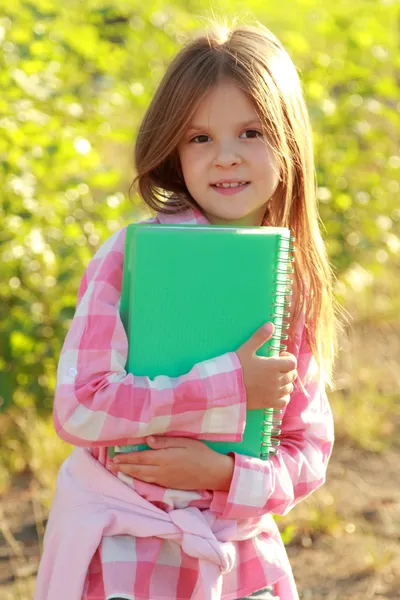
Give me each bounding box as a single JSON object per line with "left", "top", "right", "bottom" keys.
{"left": 107, "top": 436, "right": 234, "bottom": 491}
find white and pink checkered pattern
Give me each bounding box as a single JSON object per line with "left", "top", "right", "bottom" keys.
{"left": 48, "top": 205, "right": 334, "bottom": 600}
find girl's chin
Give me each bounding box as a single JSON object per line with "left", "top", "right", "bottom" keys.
{"left": 204, "top": 209, "right": 264, "bottom": 226}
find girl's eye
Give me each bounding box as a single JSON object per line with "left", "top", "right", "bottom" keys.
{"left": 241, "top": 129, "right": 262, "bottom": 139}
{"left": 191, "top": 135, "right": 211, "bottom": 144}
{"left": 189, "top": 130, "right": 262, "bottom": 143}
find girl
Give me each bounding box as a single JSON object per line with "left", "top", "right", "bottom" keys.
{"left": 34, "top": 20, "right": 337, "bottom": 600}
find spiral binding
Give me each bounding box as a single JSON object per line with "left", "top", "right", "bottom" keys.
{"left": 260, "top": 233, "right": 295, "bottom": 459}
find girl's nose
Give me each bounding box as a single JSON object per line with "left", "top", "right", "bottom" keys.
{"left": 213, "top": 144, "right": 243, "bottom": 168}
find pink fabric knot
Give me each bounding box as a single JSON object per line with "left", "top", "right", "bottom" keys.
{"left": 169, "top": 506, "right": 235, "bottom": 574}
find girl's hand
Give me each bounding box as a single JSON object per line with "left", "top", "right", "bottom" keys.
{"left": 236, "top": 322, "right": 297, "bottom": 411}
{"left": 107, "top": 436, "right": 234, "bottom": 491}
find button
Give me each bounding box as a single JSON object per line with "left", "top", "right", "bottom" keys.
{"left": 68, "top": 367, "right": 78, "bottom": 377}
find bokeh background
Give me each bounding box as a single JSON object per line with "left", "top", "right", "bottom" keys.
{"left": 0, "top": 0, "right": 399, "bottom": 598}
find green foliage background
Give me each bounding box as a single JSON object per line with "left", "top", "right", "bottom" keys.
{"left": 0, "top": 0, "right": 399, "bottom": 486}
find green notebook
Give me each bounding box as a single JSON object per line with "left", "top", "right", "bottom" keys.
{"left": 108, "top": 223, "right": 294, "bottom": 461}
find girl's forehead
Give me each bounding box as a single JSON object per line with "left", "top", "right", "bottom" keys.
{"left": 188, "top": 80, "right": 260, "bottom": 127}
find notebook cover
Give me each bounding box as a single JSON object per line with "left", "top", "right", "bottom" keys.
{"left": 109, "top": 223, "right": 291, "bottom": 460}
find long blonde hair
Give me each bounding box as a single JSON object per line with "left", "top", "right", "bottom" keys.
{"left": 132, "top": 21, "right": 340, "bottom": 386}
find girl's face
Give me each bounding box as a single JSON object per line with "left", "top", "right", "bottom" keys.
{"left": 178, "top": 79, "right": 280, "bottom": 226}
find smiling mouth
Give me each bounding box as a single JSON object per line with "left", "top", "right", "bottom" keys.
{"left": 210, "top": 182, "right": 251, "bottom": 196}
{"left": 211, "top": 182, "right": 250, "bottom": 188}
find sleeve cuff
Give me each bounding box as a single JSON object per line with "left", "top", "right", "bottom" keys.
{"left": 210, "top": 451, "right": 270, "bottom": 519}
{"left": 197, "top": 351, "right": 246, "bottom": 403}
{"left": 195, "top": 351, "right": 247, "bottom": 440}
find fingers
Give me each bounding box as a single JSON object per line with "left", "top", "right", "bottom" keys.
{"left": 278, "top": 356, "right": 297, "bottom": 373}
{"left": 111, "top": 450, "right": 156, "bottom": 466}
{"left": 266, "top": 354, "right": 297, "bottom": 373}
{"left": 271, "top": 394, "right": 291, "bottom": 410}
{"left": 109, "top": 462, "right": 158, "bottom": 483}
{"left": 279, "top": 370, "right": 297, "bottom": 387}
{"left": 279, "top": 382, "right": 295, "bottom": 397}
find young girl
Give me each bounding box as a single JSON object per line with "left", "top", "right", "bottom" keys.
{"left": 34, "top": 21, "right": 337, "bottom": 600}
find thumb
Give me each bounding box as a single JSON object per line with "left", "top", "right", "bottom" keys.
{"left": 146, "top": 436, "right": 185, "bottom": 449}
{"left": 238, "top": 322, "right": 275, "bottom": 356}
{"left": 146, "top": 436, "right": 166, "bottom": 448}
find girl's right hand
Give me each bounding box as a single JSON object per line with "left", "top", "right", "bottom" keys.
{"left": 235, "top": 322, "right": 297, "bottom": 411}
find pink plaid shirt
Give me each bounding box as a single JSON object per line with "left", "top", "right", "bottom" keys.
{"left": 51, "top": 205, "right": 334, "bottom": 600}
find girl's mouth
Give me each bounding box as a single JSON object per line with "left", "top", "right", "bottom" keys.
{"left": 211, "top": 182, "right": 250, "bottom": 195}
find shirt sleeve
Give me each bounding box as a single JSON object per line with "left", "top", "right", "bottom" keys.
{"left": 53, "top": 227, "right": 247, "bottom": 447}
{"left": 209, "top": 314, "right": 335, "bottom": 520}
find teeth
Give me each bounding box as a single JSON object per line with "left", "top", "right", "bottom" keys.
{"left": 215, "top": 182, "right": 247, "bottom": 188}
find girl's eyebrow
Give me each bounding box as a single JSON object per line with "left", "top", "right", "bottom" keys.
{"left": 186, "top": 119, "right": 262, "bottom": 133}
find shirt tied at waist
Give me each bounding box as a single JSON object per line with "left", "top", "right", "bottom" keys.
{"left": 168, "top": 506, "right": 235, "bottom": 574}
{"left": 34, "top": 448, "right": 278, "bottom": 600}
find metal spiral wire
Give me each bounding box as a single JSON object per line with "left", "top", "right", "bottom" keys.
{"left": 260, "top": 234, "right": 295, "bottom": 459}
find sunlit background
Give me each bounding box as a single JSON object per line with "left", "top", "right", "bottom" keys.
{"left": 0, "top": 0, "right": 399, "bottom": 598}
